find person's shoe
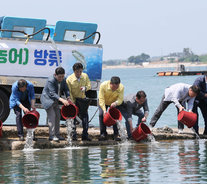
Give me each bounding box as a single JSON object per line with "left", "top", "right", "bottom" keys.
{"left": 49, "top": 137, "right": 59, "bottom": 142}
{"left": 98, "top": 134, "right": 107, "bottom": 141}
{"left": 58, "top": 136, "right": 65, "bottom": 141}
{"left": 114, "top": 135, "right": 121, "bottom": 141}
{"left": 82, "top": 136, "right": 92, "bottom": 141}
{"left": 178, "top": 129, "right": 184, "bottom": 134}
{"left": 33, "top": 137, "right": 38, "bottom": 141}
{"left": 203, "top": 130, "right": 207, "bottom": 135}
{"left": 53, "top": 137, "right": 59, "bottom": 142}
{"left": 60, "top": 123, "right": 66, "bottom": 127}
{"left": 19, "top": 136, "right": 24, "bottom": 141}
{"left": 72, "top": 137, "right": 77, "bottom": 141}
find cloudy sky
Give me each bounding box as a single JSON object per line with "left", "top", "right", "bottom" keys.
{"left": 1, "top": 0, "right": 207, "bottom": 60}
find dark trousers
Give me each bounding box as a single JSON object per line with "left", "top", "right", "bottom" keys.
{"left": 150, "top": 96, "right": 184, "bottom": 129}
{"left": 13, "top": 100, "right": 31, "bottom": 137}
{"left": 99, "top": 105, "right": 118, "bottom": 136}
{"left": 73, "top": 113, "right": 89, "bottom": 139}
{"left": 193, "top": 100, "right": 207, "bottom": 134}
{"left": 72, "top": 98, "right": 90, "bottom": 139}
{"left": 118, "top": 106, "right": 144, "bottom": 138}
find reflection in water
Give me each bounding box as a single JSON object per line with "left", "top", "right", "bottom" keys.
{"left": 99, "top": 145, "right": 126, "bottom": 183}
{"left": 201, "top": 141, "right": 207, "bottom": 183}
{"left": 178, "top": 140, "right": 202, "bottom": 183}
{"left": 133, "top": 144, "right": 150, "bottom": 183}
{"left": 1, "top": 140, "right": 207, "bottom": 183}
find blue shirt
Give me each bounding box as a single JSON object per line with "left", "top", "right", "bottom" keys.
{"left": 9, "top": 80, "right": 35, "bottom": 109}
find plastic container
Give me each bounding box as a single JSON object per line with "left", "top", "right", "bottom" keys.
{"left": 132, "top": 123, "right": 151, "bottom": 142}
{"left": 22, "top": 110, "right": 40, "bottom": 129}
{"left": 103, "top": 107, "right": 122, "bottom": 127}
{"left": 0, "top": 120, "right": 3, "bottom": 137}
{"left": 178, "top": 111, "right": 197, "bottom": 128}
{"left": 61, "top": 103, "right": 79, "bottom": 120}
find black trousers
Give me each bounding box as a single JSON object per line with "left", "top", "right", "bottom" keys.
{"left": 193, "top": 100, "right": 207, "bottom": 134}
{"left": 13, "top": 100, "right": 31, "bottom": 137}
{"left": 72, "top": 98, "right": 91, "bottom": 139}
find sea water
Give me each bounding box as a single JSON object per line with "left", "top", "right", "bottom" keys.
{"left": 0, "top": 140, "right": 207, "bottom": 183}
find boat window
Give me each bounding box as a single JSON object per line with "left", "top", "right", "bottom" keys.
{"left": 63, "top": 30, "right": 85, "bottom": 42}
{"left": 12, "top": 26, "right": 34, "bottom": 38}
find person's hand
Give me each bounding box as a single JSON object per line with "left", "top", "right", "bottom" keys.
{"left": 179, "top": 106, "right": 185, "bottom": 112}
{"left": 141, "top": 117, "right": 146, "bottom": 122}
{"left": 80, "top": 86, "right": 86, "bottom": 92}
{"left": 61, "top": 98, "right": 69, "bottom": 106}
{"left": 67, "top": 97, "right": 73, "bottom": 104}
{"left": 23, "top": 107, "right": 30, "bottom": 114}
{"left": 63, "top": 99, "right": 70, "bottom": 106}
{"left": 110, "top": 102, "right": 117, "bottom": 108}
{"left": 103, "top": 111, "right": 107, "bottom": 116}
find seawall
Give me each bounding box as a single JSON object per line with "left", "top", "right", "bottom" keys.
{"left": 0, "top": 125, "right": 206, "bottom": 151}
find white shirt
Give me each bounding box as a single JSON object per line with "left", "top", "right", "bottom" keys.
{"left": 164, "top": 83, "right": 195, "bottom": 110}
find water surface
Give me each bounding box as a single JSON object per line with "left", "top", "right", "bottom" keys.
{"left": 1, "top": 140, "right": 207, "bottom": 183}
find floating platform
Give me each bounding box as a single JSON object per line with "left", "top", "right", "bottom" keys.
{"left": 0, "top": 126, "right": 206, "bottom": 150}
{"left": 157, "top": 71, "right": 207, "bottom": 76}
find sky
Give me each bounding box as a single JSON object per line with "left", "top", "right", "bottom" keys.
{"left": 1, "top": 0, "right": 207, "bottom": 60}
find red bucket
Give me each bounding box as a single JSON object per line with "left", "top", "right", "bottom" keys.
{"left": 178, "top": 111, "right": 197, "bottom": 128}
{"left": 132, "top": 123, "right": 151, "bottom": 142}
{"left": 0, "top": 120, "right": 3, "bottom": 137}
{"left": 61, "top": 103, "right": 79, "bottom": 120}
{"left": 103, "top": 107, "right": 122, "bottom": 127}
{"left": 22, "top": 110, "right": 40, "bottom": 129}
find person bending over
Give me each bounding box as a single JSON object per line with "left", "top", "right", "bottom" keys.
{"left": 149, "top": 83, "right": 199, "bottom": 133}
{"left": 9, "top": 79, "right": 36, "bottom": 141}
{"left": 118, "top": 90, "right": 149, "bottom": 139}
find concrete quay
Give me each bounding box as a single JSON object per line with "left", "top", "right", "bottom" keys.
{"left": 0, "top": 125, "right": 206, "bottom": 151}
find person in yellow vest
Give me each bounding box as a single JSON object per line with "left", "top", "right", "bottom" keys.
{"left": 66, "top": 63, "right": 92, "bottom": 141}
{"left": 98, "top": 76, "right": 124, "bottom": 141}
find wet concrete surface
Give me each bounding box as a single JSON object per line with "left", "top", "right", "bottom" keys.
{"left": 0, "top": 125, "right": 206, "bottom": 150}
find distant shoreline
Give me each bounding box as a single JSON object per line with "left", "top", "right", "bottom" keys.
{"left": 103, "top": 62, "right": 207, "bottom": 69}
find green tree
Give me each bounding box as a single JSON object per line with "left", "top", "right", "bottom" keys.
{"left": 127, "top": 53, "right": 150, "bottom": 65}
{"left": 128, "top": 56, "right": 135, "bottom": 63}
